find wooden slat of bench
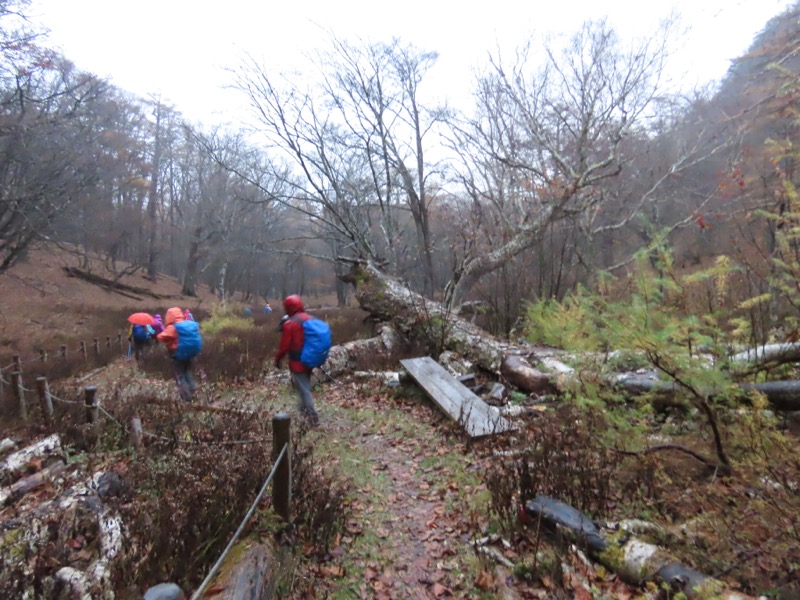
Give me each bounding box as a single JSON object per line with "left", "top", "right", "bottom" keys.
{"left": 400, "top": 357, "right": 515, "bottom": 438}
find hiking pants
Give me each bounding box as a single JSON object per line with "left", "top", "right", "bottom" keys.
{"left": 172, "top": 357, "right": 196, "bottom": 402}
{"left": 291, "top": 370, "right": 319, "bottom": 423}
{"left": 133, "top": 339, "right": 147, "bottom": 362}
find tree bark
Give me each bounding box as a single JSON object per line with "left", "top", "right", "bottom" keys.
{"left": 0, "top": 460, "right": 66, "bottom": 507}
{"left": 147, "top": 102, "right": 163, "bottom": 282}
{"left": 617, "top": 374, "right": 800, "bottom": 411}
{"left": 182, "top": 227, "right": 202, "bottom": 297}
{"left": 210, "top": 544, "right": 275, "bottom": 600}
{"left": 522, "top": 495, "right": 758, "bottom": 599}
{"left": 0, "top": 434, "right": 63, "bottom": 486}
{"left": 340, "top": 260, "right": 554, "bottom": 389}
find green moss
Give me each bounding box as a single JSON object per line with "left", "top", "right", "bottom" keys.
{"left": 0, "top": 528, "right": 26, "bottom": 562}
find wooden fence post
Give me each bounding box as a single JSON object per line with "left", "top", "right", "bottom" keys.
{"left": 272, "top": 412, "right": 292, "bottom": 521}
{"left": 11, "top": 371, "right": 26, "bottom": 420}
{"left": 116, "top": 333, "right": 122, "bottom": 350}
{"left": 61, "top": 344, "right": 67, "bottom": 361}
{"left": 84, "top": 386, "right": 98, "bottom": 424}
{"left": 130, "top": 416, "right": 143, "bottom": 450}
{"left": 12, "top": 354, "right": 20, "bottom": 373}
{"left": 79, "top": 341, "right": 87, "bottom": 359}
{"left": 38, "top": 349, "right": 47, "bottom": 364}
{"left": 36, "top": 377, "right": 53, "bottom": 424}
{"left": 93, "top": 337, "right": 100, "bottom": 356}
{"left": 106, "top": 336, "right": 112, "bottom": 350}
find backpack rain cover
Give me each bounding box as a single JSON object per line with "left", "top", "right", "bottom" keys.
{"left": 174, "top": 320, "right": 202, "bottom": 360}
{"left": 292, "top": 317, "right": 331, "bottom": 368}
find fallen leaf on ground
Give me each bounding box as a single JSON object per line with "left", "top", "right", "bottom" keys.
{"left": 318, "top": 565, "right": 346, "bottom": 578}
{"left": 475, "top": 570, "right": 495, "bottom": 591}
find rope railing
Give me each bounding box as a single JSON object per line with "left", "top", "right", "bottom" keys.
{"left": 47, "top": 391, "right": 83, "bottom": 406}
{"left": 189, "top": 442, "right": 288, "bottom": 600}
{"left": 35, "top": 383, "right": 273, "bottom": 447}
{"left": 0, "top": 331, "right": 127, "bottom": 373}
{"left": 140, "top": 428, "right": 273, "bottom": 447}
{"left": 1, "top": 337, "right": 279, "bottom": 447}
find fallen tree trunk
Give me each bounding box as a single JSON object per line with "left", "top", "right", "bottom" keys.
{"left": 211, "top": 543, "right": 275, "bottom": 600}
{"left": 0, "top": 434, "right": 63, "bottom": 485}
{"left": 324, "top": 324, "right": 403, "bottom": 378}
{"left": 523, "top": 496, "right": 757, "bottom": 599}
{"left": 341, "top": 261, "right": 555, "bottom": 392}
{"left": 616, "top": 374, "right": 800, "bottom": 411}
{"left": 730, "top": 342, "right": 800, "bottom": 365}
{"left": 0, "top": 460, "right": 67, "bottom": 506}
{"left": 339, "top": 261, "right": 800, "bottom": 407}
{"left": 63, "top": 266, "right": 173, "bottom": 300}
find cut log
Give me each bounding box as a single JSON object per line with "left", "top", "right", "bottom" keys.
{"left": 0, "top": 460, "right": 66, "bottom": 506}
{"left": 324, "top": 324, "right": 402, "bottom": 377}
{"left": 0, "top": 438, "right": 17, "bottom": 457}
{"left": 0, "top": 434, "right": 62, "bottom": 485}
{"left": 501, "top": 356, "right": 557, "bottom": 394}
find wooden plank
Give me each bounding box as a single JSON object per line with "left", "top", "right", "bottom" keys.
{"left": 400, "top": 357, "right": 516, "bottom": 438}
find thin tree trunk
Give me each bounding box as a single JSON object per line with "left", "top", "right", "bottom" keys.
{"left": 182, "top": 227, "right": 202, "bottom": 297}
{"left": 147, "top": 103, "right": 163, "bottom": 282}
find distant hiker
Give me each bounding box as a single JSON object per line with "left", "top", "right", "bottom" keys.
{"left": 184, "top": 309, "right": 195, "bottom": 322}
{"left": 152, "top": 314, "right": 165, "bottom": 336}
{"left": 264, "top": 303, "right": 272, "bottom": 314}
{"left": 274, "top": 294, "right": 331, "bottom": 426}
{"left": 157, "top": 307, "right": 202, "bottom": 402}
{"left": 128, "top": 323, "right": 152, "bottom": 363}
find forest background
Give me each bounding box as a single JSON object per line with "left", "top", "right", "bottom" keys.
{"left": 2, "top": 0, "right": 800, "bottom": 344}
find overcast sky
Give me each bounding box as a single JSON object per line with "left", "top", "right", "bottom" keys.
{"left": 28, "top": 0, "right": 797, "bottom": 126}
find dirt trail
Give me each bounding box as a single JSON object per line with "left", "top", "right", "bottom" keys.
{"left": 287, "top": 383, "right": 526, "bottom": 599}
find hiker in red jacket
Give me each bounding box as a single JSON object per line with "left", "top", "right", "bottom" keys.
{"left": 274, "top": 294, "right": 320, "bottom": 425}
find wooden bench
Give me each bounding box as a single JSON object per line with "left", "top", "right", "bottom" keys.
{"left": 400, "top": 357, "right": 516, "bottom": 438}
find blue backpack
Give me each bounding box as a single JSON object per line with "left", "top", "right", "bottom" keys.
{"left": 131, "top": 324, "right": 150, "bottom": 342}
{"left": 174, "top": 320, "right": 202, "bottom": 361}
{"left": 291, "top": 316, "right": 331, "bottom": 368}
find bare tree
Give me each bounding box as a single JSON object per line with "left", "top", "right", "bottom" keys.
{"left": 233, "top": 37, "right": 448, "bottom": 295}
{"left": 0, "top": 42, "right": 110, "bottom": 273}
{"left": 443, "top": 19, "right": 678, "bottom": 305}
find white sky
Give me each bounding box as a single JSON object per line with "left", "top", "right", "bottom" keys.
{"left": 28, "top": 0, "right": 798, "bottom": 126}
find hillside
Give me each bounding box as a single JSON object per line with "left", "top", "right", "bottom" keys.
{"left": 0, "top": 243, "right": 219, "bottom": 358}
